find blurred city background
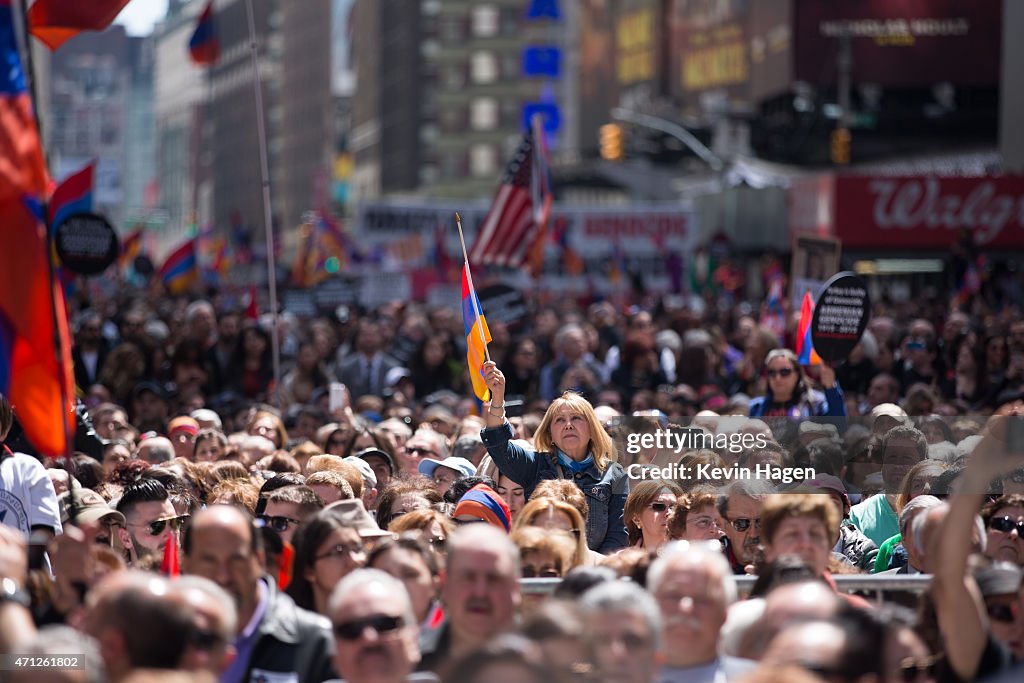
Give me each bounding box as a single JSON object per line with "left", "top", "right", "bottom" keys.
{"left": 34, "top": 0, "right": 1023, "bottom": 310}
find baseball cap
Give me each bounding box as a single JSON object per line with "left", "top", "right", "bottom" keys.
{"left": 795, "top": 474, "right": 850, "bottom": 506}
{"left": 58, "top": 489, "right": 126, "bottom": 527}
{"left": 419, "top": 457, "right": 477, "bottom": 479}
{"left": 324, "top": 499, "right": 393, "bottom": 538}
{"left": 355, "top": 447, "right": 396, "bottom": 475}
{"left": 132, "top": 381, "right": 167, "bottom": 401}
{"left": 343, "top": 456, "right": 378, "bottom": 489}
{"left": 798, "top": 422, "right": 840, "bottom": 440}
{"left": 870, "top": 403, "right": 908, "bottom": 421}
{"left": 974, "top": 562, "right": 1023, "bottom": 597}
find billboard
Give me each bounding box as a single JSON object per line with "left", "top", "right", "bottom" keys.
{"left": 794, "top": 0, "right": 1001, "bottom": 88}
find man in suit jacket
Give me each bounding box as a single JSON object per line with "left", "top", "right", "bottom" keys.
{"left": 335, "top": 320, "right": 398, "bottom": 400}
{"left": 72, "top": 311, "right": 110, "bottom": 390}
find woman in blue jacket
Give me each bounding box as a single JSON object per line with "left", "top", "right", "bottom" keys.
{"left": 479, "top": 360, "right": 629, "bottom": 553}
{"left": 748, "top": 349, "right": 846, "bottom": 419}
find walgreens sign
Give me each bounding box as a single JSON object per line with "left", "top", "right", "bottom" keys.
{"left": 833, "top": 175, "right": 1024, "bottom": 249}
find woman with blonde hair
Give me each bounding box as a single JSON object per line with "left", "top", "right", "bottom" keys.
{"left": 247, "top": 409, "right": 289, "bottom": 449}
{"left": 482, "top": 360, "right": 629, "bottom": 553}
{"left": 513, "top": 497, "right": 591, "bottom": 567}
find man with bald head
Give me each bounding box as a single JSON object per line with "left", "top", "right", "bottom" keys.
{"left": 738, "top": 579, "right": 844, "bottom": 659}
{"left": 181, "top": 505, "right": 335, "bottom": 683}
{"left": 82, "top": 570, "right": 195, "bottom": 681}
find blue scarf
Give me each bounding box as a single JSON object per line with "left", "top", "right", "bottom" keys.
{"left": 557, "top": 449, "right": 593, "bottom": 473}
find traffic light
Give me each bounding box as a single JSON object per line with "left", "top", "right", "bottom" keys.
{"left": 830, "top": 127, "right": 851, "bottom": 165}
{"left": 600, "top": 123, "right": 624, "bottom": 161}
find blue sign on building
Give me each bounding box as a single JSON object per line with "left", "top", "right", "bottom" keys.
{"left": 523, "top": 46, "right": 561, "bottom": 77}
{"left": 526, "top": 0, "right": 561, "bottom": 20}
{"left": 523, "top": 103, "right": 560, "bottom": 134}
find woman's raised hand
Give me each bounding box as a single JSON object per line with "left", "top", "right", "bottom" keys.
{"left": 483, "top": 360, "right": 506, "bottom": 405}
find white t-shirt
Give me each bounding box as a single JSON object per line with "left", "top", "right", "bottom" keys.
{"left": 0, "top": 451, "right": 63, "bottom": 534}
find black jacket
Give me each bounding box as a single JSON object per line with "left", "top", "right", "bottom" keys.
{"left": 241, "top": 579, "right": 336, "bottom": 683}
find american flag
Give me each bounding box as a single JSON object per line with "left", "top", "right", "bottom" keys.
{"left": 470, "top": 123, "right": 553, "bottom": 268}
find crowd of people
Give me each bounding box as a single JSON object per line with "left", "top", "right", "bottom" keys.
{"left": 2, "top": 284, "right": 1024, "bottom": 683}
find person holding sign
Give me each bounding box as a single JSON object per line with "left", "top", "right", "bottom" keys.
{"left": 747, "top": 349, "right": 846, "bottom": 420}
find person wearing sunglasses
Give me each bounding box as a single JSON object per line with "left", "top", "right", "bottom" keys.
{"left": 182, "top": 505, "right": 336, "bottom": 683}
{"left": 115, "top": 478, "right": 180, "bottom": 565}
{"left": 624, "top": 479, "right": 684, "bottom": 550}
{"left": 326, "top": 568, "right": 433, "bottom": 683}
{"left": 983, "top": 493, "right": 1024, "bottom": 566}
{"left": 748, "top": 348, "right": 846, "bottom": 422}
{"left": 260, "top": 484, "right": 326, "bottom": 544}
{"left": 716, "top": 479, "right": 773, "bottom": 574}
{"left": 170, "top": 575, "right": 238, "bottom": 675}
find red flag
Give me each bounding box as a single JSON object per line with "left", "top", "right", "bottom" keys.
{"left": 245, "top": 285, "right": 259, "bottom": 321}
{"left": 0, "top": 1, "right": 73, "bottom": 456}
{"left": 28, "top": 0, "right": 132, "bottom": 51}
{"left": 160, "top": 533, "right": 180, "bottom": 577}
{"left": 470, "top": 125, "right": 552, "bottom": 269}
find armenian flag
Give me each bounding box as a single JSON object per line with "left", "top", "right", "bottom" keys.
{"left": 462, "top": 264, "right": 492, "bottom": 402}
{"left": 48, "top": 161, "right": 93, "bottom": 237}
{"left": 28, "top": 0, "right": 132, "bottom": 51}
{"left": 0, "top": 0, "right": 74, "bottom": 456}
{"left": 188, "top": 0, "right": 220, "bottom": 66}
{"left": 159, "top": 238, "right": 198, "bottom": 295}
{"left": 796, "top": 292, "right": 823, "bottom": 366}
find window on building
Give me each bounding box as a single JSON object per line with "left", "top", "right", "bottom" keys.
{"left": 469, "top": 144, "right": 498, "bottom": 178}
{"left": 470, "top": 51, "right": 498, "bottom": 84}
{"left": 442, "top": 64, "right": 466, "bottom": 90}
{"left": 471, "top": 5, "right": 500, "bottom": 37}
{"left": 440, "top": 16, "right": 464, "bottom": 42}
{"left": 469, "top": 97, "right": 499, "bottom": 131}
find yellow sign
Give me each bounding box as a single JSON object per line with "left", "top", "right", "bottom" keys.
{"left": 616, "top": 8, "right": 655, "bottom": 85}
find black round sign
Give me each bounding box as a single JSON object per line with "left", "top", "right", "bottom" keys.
{"left": 810, "top": 271, "right": 871, "bottom": 363}
{"left": 54, "top": 212, "right": 119, "bottom": 276}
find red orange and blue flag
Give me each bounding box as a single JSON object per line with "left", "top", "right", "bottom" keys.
{"left": 796, "top": 292, "right": 823, "bottom": 366}
{"left": 48, "top": 161, "right": 93, "bottom": 237}
{"left": 28, "top": 0, "right": 132, "bottom": 51}
{"left": 188, "top": 0, "right": 220, "bottom": 66}
{"left": 159, "top": 238, "right": 198, "bottom": 295}
{"left": 461, "top": 264, "right": 492, "bottom": 403}
{"left": 0, "top": 0, "right": 74, "bottom": 456}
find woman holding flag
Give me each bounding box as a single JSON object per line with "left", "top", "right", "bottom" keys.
{"left": 478, "top": 360, "right": 629, "bottom": 554}
{"left": 747, "top": 348, "right": 846, "bottom": 420}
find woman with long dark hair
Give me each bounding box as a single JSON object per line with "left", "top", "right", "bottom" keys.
{"left": 287, "top": 507, "right": 367, "bottom": 614}
{"left": 748, "top": 349, "right": 845, "bottom": 419}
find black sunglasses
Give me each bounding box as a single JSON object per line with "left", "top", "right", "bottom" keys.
{"left": 188, "top": 627, "right": 225, "bottom": 651}
{"left": 767, "top": 368, "right": 794, "bottom": 379}
{"left": 258, "top": 515, "right": 302, "bottom": 533}
{"left": 728, "top": 517, "right": 761, "bottom": 532}
{"left": 986, "top": 603, "right": 1017, "bottom": 623}
{"left": 988, "top": 516, "right": 1024, "bottom": 535}
{"left": 650, "top": 502, "right": 674, "bottom": 513}
{"left": 521, "top": 565, "right": 561, "bottom": 578}
{"left": 898, "top": 657, "right": 938, "bottom": 683}
{"left": 406, "top": 446, "right": 437, "bottom": 457}
{"left": 333, "top": 614, "right": 404, "bottom": 641}
{"left": 135, "top": 515, "right": 189, "bottom": 536}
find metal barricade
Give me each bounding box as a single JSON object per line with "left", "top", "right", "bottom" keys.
{"left": 521, "top": 574, "right": 933, "bottom": 605}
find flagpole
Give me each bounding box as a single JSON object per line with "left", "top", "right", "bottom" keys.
{"left": 244, "top": 0, "right": 281, "bottom": 398}
{"left": 456, "top": 213, "right": 491, "bottom": 363}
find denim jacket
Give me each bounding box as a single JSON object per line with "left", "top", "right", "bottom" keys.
{"left": 480, "top": 421, "right": 629, "bottom": 554}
